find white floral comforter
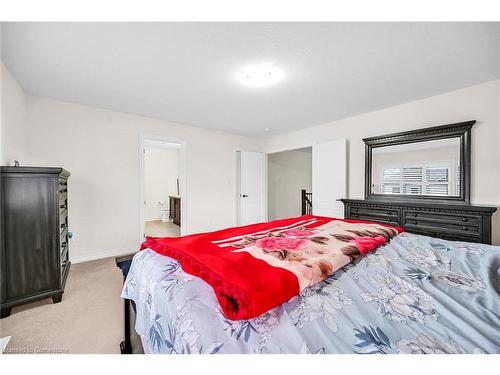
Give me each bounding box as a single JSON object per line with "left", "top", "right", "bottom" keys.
{"left": 122, "top": 232, "right": 500, "bottom": 354}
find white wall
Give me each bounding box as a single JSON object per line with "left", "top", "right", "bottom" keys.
{"left": 1, "top": 64, "right": 262, "bottom": 262}
{"left": 144, "top": 146, "right": 180, "bottom": 221}
{"left": 1, "top": 63, "right": 26, "bottom": 161}
{"left": 268, "top": 148, "right": 312, "bottom": 220}
{"left": 265, "top": 80, "right": 500, "bottom": 245}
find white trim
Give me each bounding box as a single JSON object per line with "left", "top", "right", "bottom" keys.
{"left": 139, "top": 134, "right": 187, "bottom": 242}
{"left": 264, "top": 152, "right": 269, "bottom": 222}
{"left": 233, "top": 149, "right": 241, "bottom": 227}
{"left": 266, "top": 142, "right": 314, "bottom": 155}
{"left": 143, "top": 140, "right": 182, "bottom": 150}
{"left": 70, "top": 249, "right": 137, "bottom": 264}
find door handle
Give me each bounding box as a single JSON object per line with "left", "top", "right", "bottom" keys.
{"left": 241, "top": 194, "right": 248, "bottom": 198}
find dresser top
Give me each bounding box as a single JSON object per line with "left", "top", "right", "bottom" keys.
{"left": 1, "top": 166, "right": 70, "bottom": 178}
{"left": 340, "top": 198, "right": 497, "bottom": 213}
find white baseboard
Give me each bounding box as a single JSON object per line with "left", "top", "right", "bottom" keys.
{"left": 70, "top": 248, "right": 138, "bottom": 264}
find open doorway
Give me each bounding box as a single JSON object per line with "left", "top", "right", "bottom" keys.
{"left": 140, "top": 135, "right": 186, "bottom": 240}
{"left": 268, "top": 147, "right": 312, "bottom": 221}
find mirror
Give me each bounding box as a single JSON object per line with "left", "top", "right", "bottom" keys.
{"left": 364, "top": 121, "right": 474, "bottom": 203}
{"left": 371, "top": 138, "right": 461, "bottom": 197}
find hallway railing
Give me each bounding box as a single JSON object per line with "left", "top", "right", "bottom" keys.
{"left": 301, "top": 189, "right": 312, "bottom": 215}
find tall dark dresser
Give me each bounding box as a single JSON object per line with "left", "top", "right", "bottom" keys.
{"left": 1, "top": 166, "right": 71, "bottom": 318}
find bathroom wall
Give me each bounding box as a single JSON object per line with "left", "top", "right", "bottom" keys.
{"left": 144, "top": 145, "right": 180, "bottom": 221}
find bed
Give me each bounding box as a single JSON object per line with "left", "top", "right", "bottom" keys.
{"left": 121, "top": 122, "right": 499, "bottom": 354}
{"left": 121, "top": 231, "right": 500, "bottom": 354}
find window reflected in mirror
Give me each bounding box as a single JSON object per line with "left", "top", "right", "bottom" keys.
{"left": 371, "top": 138, "right": 461, "bottom": 197}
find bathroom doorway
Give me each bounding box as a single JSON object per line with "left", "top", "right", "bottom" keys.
{"left": 139, "top": 135, "right": 186, "bottom": 241}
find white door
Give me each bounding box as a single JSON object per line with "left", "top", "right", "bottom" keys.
{"left": 239, "top": 151, "right": 266, "bottom": 225}
{"left": 312, "top": 138, "right": 346, "bottom": 218}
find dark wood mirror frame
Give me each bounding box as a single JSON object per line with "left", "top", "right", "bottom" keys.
{"left": 363, "top": 120, "right": 475, "bottom": 204}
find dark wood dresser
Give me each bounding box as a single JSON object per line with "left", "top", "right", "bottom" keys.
{"left": 341, "top": 199, "right": 496, "bottom": 244}
{"left": 169, "top": 195, "right": 181, "bottom": 226}
{"left": 343, "top": 121, "right": 498, "bottom": 245}
{"left": 1, "top": 166, "right": 71, "bottom": 318}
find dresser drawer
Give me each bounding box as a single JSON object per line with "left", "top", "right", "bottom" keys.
{"left": 403, "top": 210, "right": 480, "bottom": 227}
{"left": 58, "top": 179, "right": 68, "bottom": 190}
{"left": 439, "top": 233, "right": 483, "bottom": 243}
{"left": 60, "top": 213, "right": 68, "bottom": 234}
{"left": 404, "top": 222, "right": 480, "bottom": 238}
{"left": 403, "top": 210, "right": 481, "bottom": 238}
{"left": 58, "top": 180, "right": 68, "bottom": 201}
{"left": 348, "top": 206, "right": 400, "bottom": 225}
{"left": 59, "top": 201, "right": 68, "bottom": 212}
{"left": 59, "top": 192, "right": 68, "bottom": 207}
{"left": 60, "top": 232, "right": 69, "bottom": 255}
{"left": 61, "top": 247, "right": 69, "bottom": 271}
{"left": 341, "top": 199, "right": 495, "bottom": 245}
{"left": 58, "top": 184, "right": 68, "bottom": 195}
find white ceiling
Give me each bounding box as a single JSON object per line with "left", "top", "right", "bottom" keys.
{"left": 2, "top": 22, "right": 499, "bottom": 138}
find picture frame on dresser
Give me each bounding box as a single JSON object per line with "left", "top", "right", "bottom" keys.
{"left": 341, "top": 121, "right": 497, "bottom": 244}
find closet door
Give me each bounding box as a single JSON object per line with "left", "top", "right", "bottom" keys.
{"left": 312, "top": 138, "right": 346, "bottom": 218}
{"left": 239, "top": 151, "right": 266, "bottom": 225}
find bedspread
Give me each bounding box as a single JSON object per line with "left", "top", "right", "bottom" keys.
{"left": 140, "top": 215, "right": 401, "bottom": 319}
{"left": 122, "top": 232, "right": 500, "bottom": 354}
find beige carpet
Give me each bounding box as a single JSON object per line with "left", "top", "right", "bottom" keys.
{"left": 145, "top": 220, "right": 180, "bottom": 237}
{"left": 0, "top": 256, "right": 126, "bottom": 354}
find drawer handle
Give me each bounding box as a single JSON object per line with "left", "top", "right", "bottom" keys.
{"left": 462, "top": 217, "right": 468, "bottom": 222}
{"left": 61, "top": 223, "right": 67, "bottom": 229}
{"left": 354, "top": 208, "right": 359, "bottom": 212}
{"left": 60, "top": 204, "right": 67, "bottom": 209}
{"left": 413, "top": 220, "right": 418, "bottom": 225}
{"left": 386, "top": 218, "right": 391, "bottom": 222}
{"left": 412, "top": 213, "right": 418, "bottom": 217}
{"left": 354, "top": 214, "right": 359, "bottom": 218}
{"left": 386, "top": 211, "right": 392, "bottom": 215}
{"left": 462, "top": 226, "right": 468, "bottom": 231}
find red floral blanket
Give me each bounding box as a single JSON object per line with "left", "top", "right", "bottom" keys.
{"left": 141, "top": 215, "right": 403, "bottom": 320}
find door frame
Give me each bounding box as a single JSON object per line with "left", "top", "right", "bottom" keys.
{"left": 233, "top": 149, "right": 268, "bottom": 226}
{"left": 266, "top": 142, "right": 314, "bottom": 155}
{"left": 139, "top": 134, "right": 187, "bottom": 242}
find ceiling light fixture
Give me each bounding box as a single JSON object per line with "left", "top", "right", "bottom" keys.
{"left": 237, "top": 63, "right": 283, "bottom": 88}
